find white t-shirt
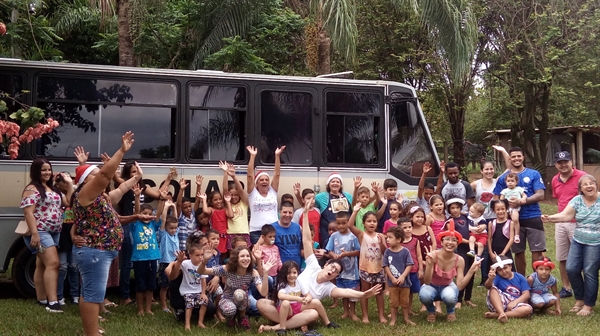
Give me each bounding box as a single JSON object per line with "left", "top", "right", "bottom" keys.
{"left": 179, "top": 259, "right": 208, "bottom": 296}
{"left": 279, "top": 283, "right": 305, "bottom": 299}
{"left": 298, "top": 255, "right": 336, "bottom": 300}
{"left": 417, "top": 197, "right": 431, "bottom": 214}
{"left": 248, "top": 187, "right": 279, "bottom": 232}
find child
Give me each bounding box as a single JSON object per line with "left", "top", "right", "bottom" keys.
{"left": 198, "top": 245, "right": 274, "bottom": 330}
{"left": 527, "top": 257, "right": 561, "bottom": 315}
{"left": 487, "top": 199, "right": 515, "bottom": 261}
{"left": 382, "top": 201, "right": 402, "bottom": 234}
{"left": 301, "top": 226, "right": 320, "bottom": 271}
{"left": 400, "top": 219, "right": 423, "bottom": 314}
{"left": 204, "top": 229, "right": 225, "bottom": 320}
{"left": 410, "top": 206, "right": 436, "bottom": 276}
{"left": 383, "top": 226, "right": 415, "bottom": 326}
{"left": 199, "top": 190, "right": 233, "bottom": 255}
{"left": 178, "top": 243, "right": 209, "bottom": 330}
{"left": 259, "top": 225, "right": 283, "bottom": 285}
{"left": 499, "top": 172, "right": 526, "bottom": 244}
{"left": 131, "top": 203, "right": 164, "bottom": 316}
{"left": 196, "top": 212, "right": 210, "bottom": 233}
{"left": 445, "top": 198, "right": 473, "bottom": 308}
{"left": 378, "top": 178, "right": 399, "bottom": 233}
{"left": 418, "top": 162, "right": 437, "bottom": 214}
{"left": 351, "top": 176, "right": 379, "bottom": 231}
{"left": 176, "top": 176, "right": 201, "bottom": 251}
{"left": 157, "top": 200, "right": 179, "bottom": 313}
{"left": 297, "top": 189, "right": 320, "bottom": 245}
{"left": 466, "top": 203, "right": 488, "bottom": 261}
{"left": 220, "top": 161, "right": 251, "bottom": 249}
{"left": 349, "top": 205, "right": 387, "bottom": 323}
{"left": 326, "top": 212, "right": 361, "bottom": 321}
{"left": 324, "top": 220, "right": 339, "bottom": 308}
{"left": 484, "top": 255, "right": 533, "bottom": 323}
{"left": 426, "top": 195, "right": 446, "bottom": 247}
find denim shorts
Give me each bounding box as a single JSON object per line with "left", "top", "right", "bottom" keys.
{"left": 408, "top": 272, "right": 421, "bottom": 293}
{"left": 530, "top": 292, "right": 557, "bottom": 305}
{"left": 24, "top": 231, "right": 60, "bottom": 254}
{"left": 133, "top": 260, "right": 158, "bottom": 292}
{"left": 73, "top": 246, "right": 118, "bottom": 303}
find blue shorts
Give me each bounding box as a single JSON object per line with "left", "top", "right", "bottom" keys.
{"left": 133, "top": 260, "right": 158, "bottom": 292}
{"left": 73, "top": 246, "right": 118, "bottom": 303}
{"left": 408, "top": 272, "right": 420, "bottom": 293}
{"left": 337, "top": 278, "right": 360, "bottom": 302}
{"left": 157, "top": 262, "right": 170, "bottom": 288}
{"left": 530, "top": 292, "right": 557, "bottom": 305}
{"left": 24, "top": 231, "right": 60, "bottom": 254}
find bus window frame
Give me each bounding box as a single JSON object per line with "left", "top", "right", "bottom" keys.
{"left": 0, "top": 71, "right": 27, "bottom": 160}
{"left": 255, "top": 85, "right": 319, "bottom": 167}
{"left": 30, "top": 73, "right": 181, "bottom": 162}
{"left": 322, "top": 88, "right": 385, "bottom": 169}
{"left": 185, "top": 81, "right": 250, "bottom": 164}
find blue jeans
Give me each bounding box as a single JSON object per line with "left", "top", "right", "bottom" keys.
{"left": 119, "top": 226, "right": 133, "bottom": 300}
{"left": 566, "top": 240, "right": 600, "bottom": 307}
{"left": 419, "top": 283, "right": 459, "bottom": 314}
{"left": 249, "top": 231, "right": 262, "bottom": 246}
{"left": 57, "top": 251, "right": 80, "bottom": 300}
{"left": 73, "top": 246, "right": 118, "bottom": 303}
{"left": 247, "top": 277, "right": 273, "bottom": 317}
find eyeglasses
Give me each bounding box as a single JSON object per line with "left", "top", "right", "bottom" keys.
{"left": 442, "top": 238, "right": 458, "bottom": 243}
{"left": 330, "top": 265, "right": 341, "bottom": 275}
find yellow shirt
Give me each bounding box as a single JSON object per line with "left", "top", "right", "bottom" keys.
{"left": 227, "top": 201, "right": 249, "bottom": 234}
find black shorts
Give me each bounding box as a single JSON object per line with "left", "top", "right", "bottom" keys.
{"left": 157, "top": 262, "right": 170, "bottom": 288}
{"left": 133, "top": 260, "right": 157, "bottom": 292}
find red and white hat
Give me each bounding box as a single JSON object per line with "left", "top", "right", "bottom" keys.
{"left": 326, "top": 173, "right": 343, "bottom": 185}
{"left": 75, "top": 164, "right": 98, "bottom": 185}
{"left": 254, "top": 170, "right": 270, "bottom": 183}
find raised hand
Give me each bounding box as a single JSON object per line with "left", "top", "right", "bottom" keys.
{"left": 252, "top": 244, "right": 262, "bottom": 262}
{"left": 246, "top": 146, "right": 258, "bottom": 156}
{"left": 195, "top": 175, "right": 203, "bottom": 186}
{"left": 175, "top": 250, "right": 186, "bottom": 263}
{"left": 396, "top": 194, "right": 404, "bottom": 204}
{"left": 303, "top": 198, "right": 313, "bottom": 213}
{"left": 492, "top": 145, "right": 506, "bottom": 153}
{"left": 198, "top": 193, "right": 207, "bottom": 202}
{"left": 226, "top": 163, "right": 236, "bottom": 177}
{"left": 378, "top": 188, "right": 387, "bottom": 204}
{"left": 262, "top": 257, "right": 278, "bottom": 273}
{"left": 100, "top": 152, "right": 111, "bottom": 163}
{"left": 353, "top": 203, "right": 362, "bottom": 212}
{"left": 370, "top": 181, "right": 379, "bottom": 193}
{"left": 169, "top": 167, "right": 178, "bottom": 179}
{"left": 74, "top": 146, "right": 89, "bottom": 165}
{"left": 164, "top": 199, "right": 175, "bottom": 208}
{"left": 275, "top": 146, "right": 286, "bottom": 156}
{"left": 202, "top": 246, "right": 214, "bottom": 263}
{"left": 223, "top": 192, "right": 232, "bottom": 203}
{"left": 423, "top": 162, "right": 432, "bottom": 174}
{"left": 158, "top": 189, "right": 168, "bottom": 200}
{"left": 60, "top": 173, "right": 73, "bottom": 186}
{"left": 120, "top": 131, "right": 135, "bottom": 152}
{"left": 132, "top": 183, "right": 142, "bottom": 197}
{"left": 218, "top": 161, "right": 228, "bottom": 172}
{"left": 353, "top": 176, "right": 362, "bottom": 189}
{"left": 179, "top": 178, "right": 189, "bottom": 190}
{"left": 439, "top": 160, "right": 446, "bottom": 173}
{"left": 488, "top": 269, "right": 496, "bottom": 280}
{"left": 138, "top": 214, "right": 156, "bottom": 222}
{"left": 423, "top": 245, "right": 435, "bottom": 266}
{"left": 293, "top": 182, "right": 301, "bottom": 195}
{"left": 134, "top": 161, "right": 143, "bottom": 178}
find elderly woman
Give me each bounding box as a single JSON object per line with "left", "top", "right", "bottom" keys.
{"left": 314, "top": 173, "right": 353, "bottom": 247}
{"left": 245, "top": 145, "right": 285, "bottom": 244}
{"left": 71, "top": 132, "right": 143, "bottom": 336}
{"left": 21, "top": 159, "right": 73, "bottom": 313}
{"left": 542, "top": 174, "right": 600, "bottom": 316}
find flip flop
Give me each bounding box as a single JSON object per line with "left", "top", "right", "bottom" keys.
{"left": 104, "top": 301, "right": 118, "bottom": 308}
{"left": 124, "top": 300, "right": 137, "bottom": 307}
{"left": 570, "top": 305, "right": 583, "bottom": 313}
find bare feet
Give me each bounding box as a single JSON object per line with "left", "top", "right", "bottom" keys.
{"left": 546, "top": 310, "right": 559, "bottom": 316}
{"left": 330, "top": 302, "right": 339, "bottom": 309}
{"left": 217, "top": 311, "right": 226, "bottom": 322}
{"left": 389, "top": 320, "right": 396, "bottom": 326}
{"left": 447, "top": 314, "right": 456, "bottom": 322}
{"left": 570, "top": 305, "right": 584, "bottom": 313}
{"left": 137, "top": 311, "right": 144, "bottom": 317}
{"left": 498, "top": 313, "right": 508, "bottom": 323}
{"left": 405, "top": 319, "right": 416, "bottom": 326}
{"left": 455, "top": 302, "right": 462, "bottom": 309}
{"left": 465, "top": 301, "right": 477, "bottom": 307}
{"left": 409, "top": 311, "right": 418, "bottom": 316}
{"left": 379, "top": 316, "right": 388, "bottom": 323}
{"left": 362, "top": 316, "right": 370, "bottom": 323}
{"left": 198, "top": 323, "right": 206, "bottom": 328}
{"left": 419, "top": 305, "right": 427, "bottom": 312}
{"left": 341, "top": 313, "right": 348, "bottom": 319}
{"left": 350, "top": 314, "right": 360, "bottom": 322}
{"left": 301, "top": 326, "right": 309, "bottom": 333}
{"left": 426, "top": 313, "right": 436, "bottom": 323}
{"left": 258, "top": 325, "right": 265, "bottom": 334}
{"left": 145, "top": 310, "right": 154, "bottom": 315}
{"left": 185, "top": 324, "right": 191, "bottom": 331}
{"left": 484, "top": 312, "right": 499, "bottom": 319}
{"left": 577, "top": 307, "right": 593, "bottom": 316}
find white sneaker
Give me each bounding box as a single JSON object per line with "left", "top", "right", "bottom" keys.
{"left": 73, "top": 297, "right": 79, "bottom": 304}
{"left": 58, "top": 298, "right": 66, "bottom": 306}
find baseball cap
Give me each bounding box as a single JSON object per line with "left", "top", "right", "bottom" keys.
{"left": 554, "top": 151, "right": 572, "bottom": 163}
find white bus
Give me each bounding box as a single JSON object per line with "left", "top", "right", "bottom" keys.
{"left": 0, "top": 58, "right": 440, "bottom": 297}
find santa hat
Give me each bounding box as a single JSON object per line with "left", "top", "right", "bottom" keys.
{"left": 532, "top": 257, "right": 555, "bottom": 270}
{"left": 254, "top": 171, "right": 270, "bottom": 183}
{"left": 326, "top": 173, "right": 343, "bottom": 185}
{"left": 437, "top": 218, "right": 463, "bottom": 242}
{"left": 75, "top": 164, "right": 98, "bottom": 185}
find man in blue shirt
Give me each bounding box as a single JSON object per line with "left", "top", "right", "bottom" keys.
{"left": 493, "top": 147, "right": 546, "bottom": 276}
{"left": 272, "top": 201, "right": 303, "bottom": 266}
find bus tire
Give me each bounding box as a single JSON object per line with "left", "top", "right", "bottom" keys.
{"left": 12, "top": 246, "right": 36, "bottom": 298}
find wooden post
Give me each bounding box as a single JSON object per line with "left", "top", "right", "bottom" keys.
{"left": 571, "top": 142, "right": 577, "bottom": 170}
{"left": 576, "top": 130, "right": 584, "bottom": 171}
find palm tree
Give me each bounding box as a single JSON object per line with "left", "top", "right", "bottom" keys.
{"left": 287, "top": 0, "right": 477, "bottom": 79}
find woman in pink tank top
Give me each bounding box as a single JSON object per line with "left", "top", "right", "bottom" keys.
{"left": 419, "top": 219, "right": 482, "bottom": 323}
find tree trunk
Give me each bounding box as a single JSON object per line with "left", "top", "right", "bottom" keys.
{"left": 117, "top": 0, "right": 135, "bottom": 67}
{"left": 317, "top": 30, "right": 331, "bottom": 75}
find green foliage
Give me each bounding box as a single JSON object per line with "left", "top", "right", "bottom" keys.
{"left": 204, "top": 36, "right": 276, "bottom": 74}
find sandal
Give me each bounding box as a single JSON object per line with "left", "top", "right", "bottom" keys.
{"left": 104, "top": 301, "right": 118, "bottom": 308}
{"left": 570, "top": 305, "right": 583, "bottom": 313}
{"left": 98, "top": 327, "right": 105, "bottom": 335}
{"left": 276, "top": 329, "right": 287, "bottom": 335}
{"left": 98, "top": 316, "right": 107, "bottom": 322}
{"left": 426, "top": 314, "right": 436, "bottom": 323}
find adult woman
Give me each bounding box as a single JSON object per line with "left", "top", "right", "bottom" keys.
{"left": 246, "top": 145, "right": 285, "bottom": 244}
{"left": 419, "top": 220, "right": 481, "bottom": 323}
{"left": 21, "top": 159, "right": 73, "bottom": 313}
{"left": 71, "top": 132, "right": 143, "bottom": 336}
{"left": 314, "top": 173, "right": 353, "bottom": 247}
{"left": 542, "top": 174, "right": 600, "bottom": 316}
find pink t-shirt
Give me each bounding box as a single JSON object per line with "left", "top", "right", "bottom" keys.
{"left": 552, "top": 168, "right": 586, "bottom": 213}
{"left": 260, "top": 244, "right": 282, "bottom": 277}
{"left": 382, "top": 220, "right": 397, "bottom": 234}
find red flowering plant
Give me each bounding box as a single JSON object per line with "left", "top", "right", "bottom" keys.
{"left": 0, "top": 92, "right": 59, "bottom": 159}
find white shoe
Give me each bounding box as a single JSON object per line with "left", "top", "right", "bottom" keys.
{"left": 73, "top": 297, "right": 79, "bottom": 304}
{"left": 58, "top": 298, "right": 66, "bottom": 306}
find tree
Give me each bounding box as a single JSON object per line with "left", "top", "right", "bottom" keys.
{"left": 204, "top": 36, "right": 276, "bottom": 74}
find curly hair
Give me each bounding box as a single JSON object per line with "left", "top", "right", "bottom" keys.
{"left": 271, "top": 261, "right": 300, "bottom": 303}
{"left": 226, "top": 246, "right": 253, "bottom": 274}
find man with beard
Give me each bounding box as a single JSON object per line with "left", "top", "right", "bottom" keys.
{"left": 551, "top": 151, "right": 585, "bottom": 299}
{"left": 437, "top": 162, "right": 475, "bottom": 213}
{"left": 493, "top": 147, "right": 546, "bottom": 276}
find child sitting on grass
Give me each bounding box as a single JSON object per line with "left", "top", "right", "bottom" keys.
{"left": 528, "top": 257, "right": 561, "bottom": 315}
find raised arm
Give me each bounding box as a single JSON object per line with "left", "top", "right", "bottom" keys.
{"left": 492, "top": 145, "right": 512, "bottom": 172}
{"left": 352, "top": 176, "right": 362, "bottom": 206}
{"left": 199, "top": 193, "right": 212, "bottom": 215}
{"left": 223, "top": 192, "right": 234, "bottom": 218}
{"left": 455, "top": 256, "right": 482, "bottom": 291}
{"left": 348, "top": 204, "right": 364, "bottom": 242}
{"left": 246, "top": 146, "right": 257, "bottom": 193}
{"left": 197, "top": 246, "right": 217, "bottom": 276}
{"left": 375, "top": 188, "right": 387, "bottom": 220}
{"left": 271, "top": 146, "right": 286, "bottom": 192}
{"left": 193, "top": 175, "right": 203, "bottom": 214}
{"left": 133, "top": 183, "right": 142, "bottom": 214}
{"left": 293, "top": 182, "right": 304, "bottom": 206}
{"left": 79, "top": 132, "right": 134, "bottom": 206}
{"left": 435, "top": 161, "right": 445, "bottom": 195}
{"left": 419, "top": 162, "right": 432, "bottom": 199}
{"left": 74, "top": 146, "right": 89, "bottom": 167}
{"left": 542, "top": 204, "right": 577, "bottom": 224}
{"left": 160, "top": 201, "right": 174, "bottom": 230}
{"left": 109, "top": 162, "right": 142, "bottom": 205}
{"left": 301, "top": 200, "right": 314, "bottom": 258}
{"left": 168, "top": 251, "right": 186, "bottom": 281}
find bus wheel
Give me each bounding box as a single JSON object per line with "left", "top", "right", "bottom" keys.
{"left": 12, "top": 246, "right": 36, "bottom": 298}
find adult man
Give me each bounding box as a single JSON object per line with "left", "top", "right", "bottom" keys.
{"left": 493, "top": 147, "right": 546, "bottom": 275}
{"left": 437, "top": 162, "right": 475, "bottom": 212}
{"left": 272, "top": 201, "right": 303, "bottom": 266}
{"left": 257, "top": 201, "right": 381, "bottom": 330}
{"left": 551, "top": 151, "right": 585, "bottom": 298}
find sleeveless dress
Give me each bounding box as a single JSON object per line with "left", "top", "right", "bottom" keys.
{"left": 428, "top": 214, "right": 445, "bottom": 247}
{"left": 413, "top": 229, "right": 433, "bottom": 266}
{"left": 476, "top": 179, "right": 496, "bottom": 220}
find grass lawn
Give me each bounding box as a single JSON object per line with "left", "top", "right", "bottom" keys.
{"left": 5, "top": 203, "right": 599, "bottom": 335}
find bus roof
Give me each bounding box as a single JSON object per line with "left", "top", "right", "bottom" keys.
{"left": 0, "top": 58, "right": 416, "bottom": 94}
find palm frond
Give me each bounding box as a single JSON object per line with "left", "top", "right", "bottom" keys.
{"left": 192, "top": 0, "right": 272, "bottom": 69}
{"left": 320, "top": 0, "right": 357, "bottom": 62}
{"left": 54, "top": 6, "right": 99, "bottom": 35}
{"left": 390, "top": 0, "right": 477, "bottom": 82}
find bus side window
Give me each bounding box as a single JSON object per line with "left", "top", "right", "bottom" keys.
{"left": 0, "top": 74, "right": 24, "bottom": 159}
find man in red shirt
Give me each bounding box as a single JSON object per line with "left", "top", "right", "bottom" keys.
{"left": 551, "top": 151, "right": 586, "bottom": 298}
